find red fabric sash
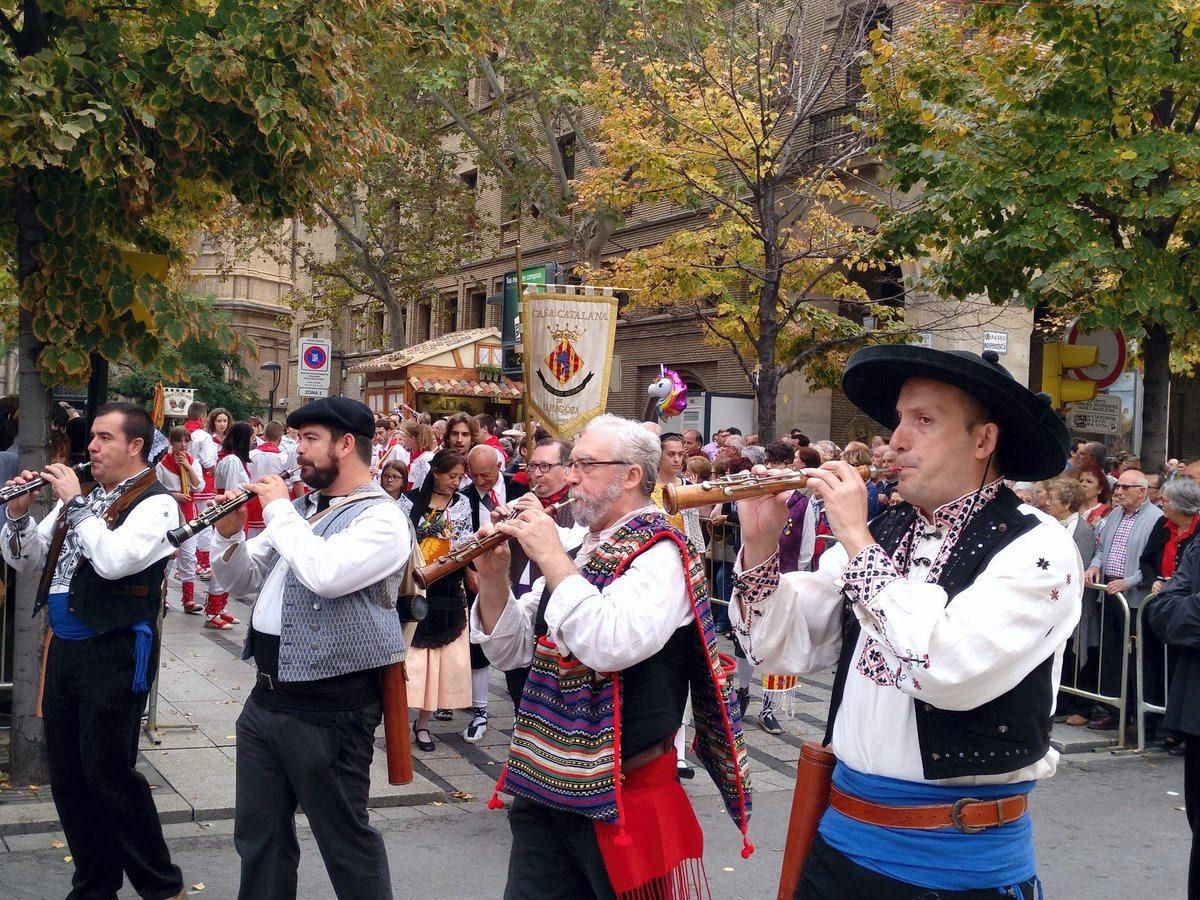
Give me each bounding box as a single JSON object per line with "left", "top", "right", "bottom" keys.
{"left": 594, "top": 752, "right": 707, "bottom": 899}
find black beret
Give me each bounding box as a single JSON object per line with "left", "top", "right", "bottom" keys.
{"left": 286, "top": 397, "right": 375, "bottom": 439}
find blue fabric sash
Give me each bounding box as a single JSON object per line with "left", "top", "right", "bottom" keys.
{"left": 48, "top": 591, "right": 153, "bottom": 693}
{"left": 819, "top": 762, "right": 1037, "bottom": 891}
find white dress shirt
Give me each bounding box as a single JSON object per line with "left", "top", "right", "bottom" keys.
{"left": 731, "top": 503, "right": 1082, "bottom": 785}
{"left": 470, "top": 505, "right": 693, "bottom": 672}
{"left": 2, "top": 470, "right": 178, "bottom": 589}
{"left": 211, "top": 491, "right": 411, "bottom": 636}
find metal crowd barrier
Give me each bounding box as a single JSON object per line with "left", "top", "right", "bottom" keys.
{"left": 1058, "top": 582, "right": 1131, "bottom": 750}
{"left": 1134, "top": 595, "right": 1171, "bottom": 753}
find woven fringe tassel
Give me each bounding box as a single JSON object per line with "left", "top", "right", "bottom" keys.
{"left": 131, "top": 623, "right": 153, "bottom": 693}
{"left": 615, "top": 857, "right": 712, "bottom": 900}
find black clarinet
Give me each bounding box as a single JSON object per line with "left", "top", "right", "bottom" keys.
{"left": 167, "top": 467, "right": 297, "bottom": 547}
{"left": 0, "top": 461, "right": 92, "bottom": 505}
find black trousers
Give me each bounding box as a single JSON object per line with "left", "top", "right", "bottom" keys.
{"left": 1185, "top": 736, "right": 1200, "bottom": 899}
{"left": 795, "top": 834, "right": 1039, "bottom": 900}
{"left": 42, "top": 631, "right": 182, "bottom": 900}
{"left": 233, "top": 693, "right": 391, "bottom": 900}
{"left": 504, "top": 797, "right": 616, "bottom": 900}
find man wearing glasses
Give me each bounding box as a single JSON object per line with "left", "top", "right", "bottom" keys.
{"left": 1085, "top": 469, "right": 1163, "bottom": 731}
{"left": 470, "top": 414, "right": 751, "bottom": 899}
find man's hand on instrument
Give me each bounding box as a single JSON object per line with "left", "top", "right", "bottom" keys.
{"left": 472, "top": 523, "right": 512, "bottom": 579}
{"left": 496, "top": 506, "right": 575, "bottom": 588}
{"left": 42, "top": 463, "right": 82, "bottom": 505}
{"left": 494, "top": 493, "right": 542, "bottom": 521}
{"left": 802, "top": 461, "right": 873, "bottom": 558}
{"left": 735, "top": 468, "right": 793, "bottom": 569}
{"left": 212, "top": 488, "right": 248, "bottom": 538}
{"left": 3, "top": 470, "right": 41, "bottom": 519}
{"left": 245, "top": 474, "right": 290, "bottom": 508}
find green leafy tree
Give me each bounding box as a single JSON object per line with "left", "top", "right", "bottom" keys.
{"left": 576, "top": 2, "right": 951, "bottom": 441}
{"left": 0, "top": 0, "right": 493, "bottom": 782}
{"left": 114, "top": 308, "right": 260, "bottom": 420}
{"left": 861, "top": 0, "right": 1200, "bottom": 470}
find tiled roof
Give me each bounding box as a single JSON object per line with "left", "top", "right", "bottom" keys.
{"left": 408, "top": 376, "right": 522, "bottom": 399}
{"left": 347, "top": 327, "right": 501, "bottom": 374}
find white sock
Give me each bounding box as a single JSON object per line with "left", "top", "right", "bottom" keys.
{"left": 471, "top": 667, "right": 490, "bottom": 710}
{"left": 674, "top": 726, "right": 687, "bottom": 763}
{"left": 736, "top": 657, "right": 754, "bottom": 692}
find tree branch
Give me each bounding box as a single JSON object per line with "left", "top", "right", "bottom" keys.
{"left": 0, "top": 9, "right": 20, "bottom": 47}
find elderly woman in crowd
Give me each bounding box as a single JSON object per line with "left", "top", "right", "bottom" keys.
{"left": 1076, "top": 460, "right": 1113, "bottom": 528}
{"left": 1139, "top": 478, "right": 1200, "bottom": 745}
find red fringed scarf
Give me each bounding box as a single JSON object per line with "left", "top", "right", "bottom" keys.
{"left": 160, "top": 452, "right": 197, "bottom": 521}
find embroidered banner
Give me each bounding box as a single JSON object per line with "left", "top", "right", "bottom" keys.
{"left": 521, "top": 284, "right": 619, "bottom": 437}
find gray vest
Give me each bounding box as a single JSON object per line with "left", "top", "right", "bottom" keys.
{"left": 241, "top": 485, "right": 407, "bottom": 682}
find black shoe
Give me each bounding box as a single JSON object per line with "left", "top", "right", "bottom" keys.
{"left": 434, "top": 708, "right": 453, "bottom": 721}
{"left": 413, "top": 723, "right": 435, "bottom": 752}
{"left": 736, "top": 688, "right": 750, "bottom": 718}
{"left": 759, "top": 710, "right": 783, "bottom": 735}
{"left": 676, "top": 760, "right": 695, "bottom": 780}
{"left": 1168, "top": 743, "right": 1187, "bottom": 757}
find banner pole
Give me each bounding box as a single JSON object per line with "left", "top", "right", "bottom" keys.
{"left": 515, "top": 194, "right": 536, "bottom": 455}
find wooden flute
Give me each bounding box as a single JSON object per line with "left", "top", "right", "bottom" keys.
{"left": 413, "top": 497, "right": 576, "bottom": 589}
{"left": 663, "top": 465, "right": 874, "bottom": 514}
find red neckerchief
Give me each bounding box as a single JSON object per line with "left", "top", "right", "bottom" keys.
{"left": 160, "top": 452, "right": 196, "bottom": 518}
{"left": 541, "top": 485, "right": 570, "bottom": 508}
{"left": 183, "top": 419, "right": 202, "bottom": 433}
{"left": 256, "top": 442, "right": 281, "bottom": 454}
{"left": 1162, "top": 516, "right": 1200, "bottom": 578}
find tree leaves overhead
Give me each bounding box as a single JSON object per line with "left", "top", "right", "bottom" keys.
{"left": 861, "top": 0, "right": 1200, "bottom": 466}
{"left": 575, "top": 1, "right": 912, "bottom": 438}
{"left": 0, "top": 0, "right": 498, "bottom": 381}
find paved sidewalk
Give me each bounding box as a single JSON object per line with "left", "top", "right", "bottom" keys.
{"left": 0, "top": 579, "right": 1129, "bottom": 839}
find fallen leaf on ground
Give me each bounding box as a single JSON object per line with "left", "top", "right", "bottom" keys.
{"left": 1177, "top": 805, "right": 1188, "bottom": 812}
{"left": 450, "top": 790, "right": 475, "bottom": 801}
{"left": 430, "top": 801, "right": 443, "bottom": 807}
{"left": 28, "top": 785, "right": 40, "bottom": 791}
{"left": 200, "top": 822, "right": 212, "bottom": 828}
{"left": 63, "top": 856, "right": 72, "bottom": 863}
{"left": 722, "top": 867, "right": 735, "bottom": 872}
{"left": 225, "top": 735, "right": 235, "bottom": 740}
{"left": 192, "top": 883, "right": 206, "bottom": 892}
{"left": 50, "top": 841, "right": 65, "bottom": 849}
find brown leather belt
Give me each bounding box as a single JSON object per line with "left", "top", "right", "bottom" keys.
{"left": 829, "top": 786, "right": 1028, "bottom": 834}
{"left": 623, "top": 737, "right": 675, "bottom": 776}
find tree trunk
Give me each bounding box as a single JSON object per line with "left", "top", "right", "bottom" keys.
{"left": 1140, "top": 322, "right": 1170, "bottom": 473}
{"left": 756, "top": 365, "right": 780, "bottom": 445}
{"left": 8, "top": 305, "right": 49, "bottom": 785}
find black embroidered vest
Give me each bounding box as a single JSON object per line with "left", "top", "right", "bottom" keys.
{"left": 825, "top": 487, "right": 1053, "bottom": 779}
{"left": 67, "top": 481, "right": 172, "bottom": 634}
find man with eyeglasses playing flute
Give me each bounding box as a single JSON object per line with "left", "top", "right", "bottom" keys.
{"left": 733, "top": 346, "right": 1083, "bottom": 899}
{"left": 471, "top": 413, "right": 752, "bottom": 900}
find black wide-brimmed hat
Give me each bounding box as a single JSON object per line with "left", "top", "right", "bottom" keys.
{"left": 841, "top": 345, "right": 1069, "bottom": 481}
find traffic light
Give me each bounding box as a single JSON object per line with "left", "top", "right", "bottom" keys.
{"left": 1041, "top": 342, "right": 1099, "bottom": 409}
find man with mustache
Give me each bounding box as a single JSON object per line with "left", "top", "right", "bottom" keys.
{"left": 210, "top": 397, "right": 410, "bottom": 900}
{"left": 471, "top": 414, "right": 751, "bottom": 899}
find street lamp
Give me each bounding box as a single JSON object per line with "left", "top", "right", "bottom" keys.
{"left": 260, "top": 361, "right": 282, "bottom": 422}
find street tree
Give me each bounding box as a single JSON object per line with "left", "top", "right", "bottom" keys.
{"left": 576, "top": 2, "right": 925, "bottom": 441}
{"left": 860, "top": 0, "right": 1200, "bottom": 470}
{"left": 0, "top": 0, "right": 492, "bottom": 782}
{"left": 114, "top": 303, "right": 260, "bottom": 420}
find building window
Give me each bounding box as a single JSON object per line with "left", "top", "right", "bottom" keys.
{"left": 460, "top": 169, "right": 478, "bottom": 192}
{"left": 469, "top": 290, "right": 487, "bottom": 329}
{"left": 416, "top": 302, "right": 432, "bottom": 343}
{"left": 435, "top": 292, "right": 458, "bottom": 337}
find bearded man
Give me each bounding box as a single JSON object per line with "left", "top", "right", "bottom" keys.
{"left": 471, "top": 414, "right": 751, "bottom": 899}
{"left": 734, "top": 347, "right": 1082, "bottom": 899}
{"left": 211, "top": 397, "right": 411, "bottom": 900}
